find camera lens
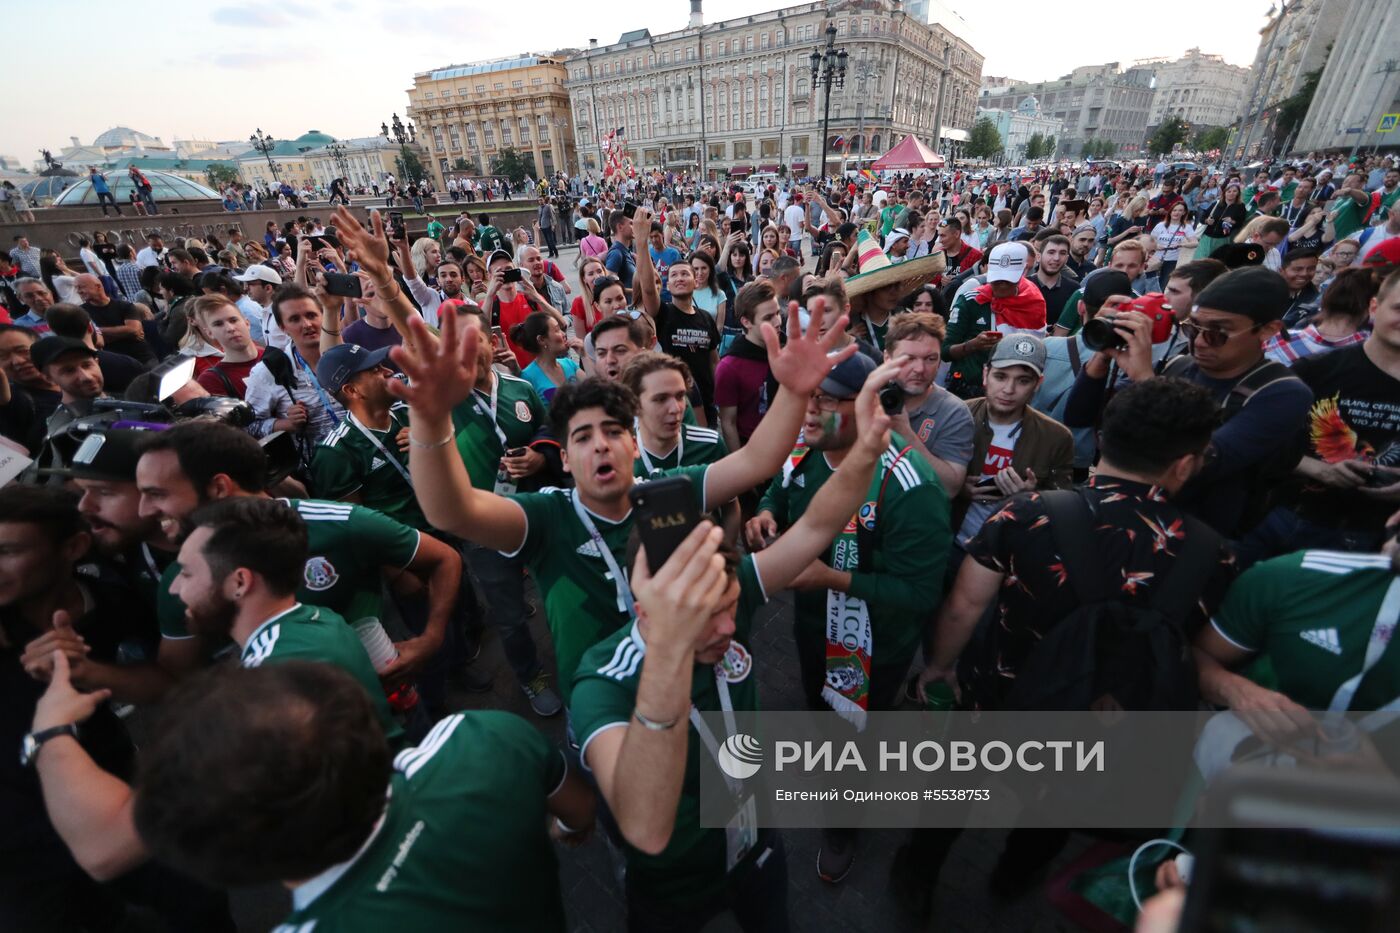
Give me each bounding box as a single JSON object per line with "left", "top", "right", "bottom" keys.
{"left": 1082, "top": 317, "right": 1127, "bottom": 353}
{"left": 878, "top": 381, "right": 905, "bottom": 415}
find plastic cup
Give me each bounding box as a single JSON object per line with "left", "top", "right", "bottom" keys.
{"left": 353, "top": 618, "right": 399, "bottom": 673}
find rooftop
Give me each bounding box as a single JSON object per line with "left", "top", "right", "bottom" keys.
{"left": 419, "top": 54, "right": 562, "bottom": 81}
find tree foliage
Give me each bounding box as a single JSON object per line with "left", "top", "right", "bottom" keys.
{"left": 1193, "top": 126, "right": 1231, "bottom": 152}
{"left": 1149, "top": 116, "right": 1189, "bottom": 156}
{"left": 1025, "top": 133, "right": 1044, "bottom": 161}
{"left": 396, "top": 149, "right": 426, "bottom": 184}
{"left": 489, "top": 147, "right": 534, "bottom": 185}
{"left": 206, "top": 164, "right": 240, "bottom": 188}
{"left": 1080, "top": 138, "right": 1117, "bottom": 159}
{"left": 1274, "top": 61, "right": 1325, "bottom": 147}
{"left": 966, "top": 118, "right": 1004, "bottom": 160}
{"left": 451, "top": 157, "right": 471, "bottom": 171}
{"left": 1045, "top": 135, "right": 1057, "bottom": 158}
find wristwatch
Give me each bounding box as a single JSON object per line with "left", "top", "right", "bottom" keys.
{"left": 19, "top": 724, "right": 78, "bottom": 768}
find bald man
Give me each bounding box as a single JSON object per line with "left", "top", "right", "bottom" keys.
{"left": 75, "top": 273, "right": 155, "bottom": 367}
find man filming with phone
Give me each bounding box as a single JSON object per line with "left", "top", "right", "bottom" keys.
{"left": 571, "top": 355, "right": 909, "bottom": 931}
{"left": 943, "top": 242, "right": 1047, "bottom": 400}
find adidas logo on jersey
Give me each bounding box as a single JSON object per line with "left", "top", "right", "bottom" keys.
{"left": 793, "top": 474, "right": 805, "bottom": 487}
{"left": 1299, "top": 628, "right": 1342, "bottom": 655}
{"left": 576, "top": 539, "right": 603, "bottom": 558}
{"left": 370, "top": 457, "right": 387, "bottom": 471}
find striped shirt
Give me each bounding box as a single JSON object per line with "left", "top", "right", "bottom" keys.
{"left": 114, "top": 261, "right": 143, "bottom": 301}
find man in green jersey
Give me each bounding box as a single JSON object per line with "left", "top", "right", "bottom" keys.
{"left": 747, "top": 351, "right": 951, "bottom": 883}
{"left": 168, "top": 497, "right": 401, "bottom": 742}
{"left": 312, "top": 342, "right": 425, "bottom": 529}
{"left": 134, "top": 422, "right": 461, "bottom": 702}
{"left": 1196, "top": 538, "right": 1400, "bottom": 735}
{"left": 29, "top": 657, "right": 594, "bottom": 931}
{"left": 572, "top": 358, "right": 905, "bottom": 930}
{"left": 390, "top": 296, "right": 858, "bottom": 703}
{"left": 623, "top": 351, "right": 730, "bottom": 477}
{"left": 1329, "top": 172, "right": 1373, "bottom": 242}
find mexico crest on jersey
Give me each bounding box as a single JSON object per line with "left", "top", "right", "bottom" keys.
{"left": 303, "top": 556, "right": 339, "bottom": 591}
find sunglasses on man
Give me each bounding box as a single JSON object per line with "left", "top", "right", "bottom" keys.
{"left": 1181, "top": 316, "right": 1263, "bottom": 349}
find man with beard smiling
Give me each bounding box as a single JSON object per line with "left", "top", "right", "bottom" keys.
{"left": 135, "top": 421, "right": 459, "bottom": 694}
{"left": 168, "top": 496, "right": 400, "bottom": 742}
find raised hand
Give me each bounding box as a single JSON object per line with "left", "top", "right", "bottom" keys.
{"left": 764, "top": 296, "right": 857, "bottom": 396}
{"left": 21, "top": 610, "right": 90, "bottom": 685}
{"left": 388, "top": 310, "right": 481, "bottom": 423}
{"left": 330, "top": 205, "right": 392, "bottom": 282}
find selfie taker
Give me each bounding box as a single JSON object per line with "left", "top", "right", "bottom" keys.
{"left": 942, "top": 242, "right": 1048, "bottom": 400}
{"left": 571, "top": 355, "right": 909, "bottom": 932}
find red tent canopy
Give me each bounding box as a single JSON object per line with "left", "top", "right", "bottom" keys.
{"left": 871, "top": 135, "right": 946, "bottom": 170}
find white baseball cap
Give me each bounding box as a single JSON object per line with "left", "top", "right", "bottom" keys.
{"left": 233, "top": 265, "right": 284, "bottom": 286}
{"left": 985, "top": 242, "right": 1030, "bottom": 284}
{"left": 884, "top": 228, "right": 911, "bottom": 251}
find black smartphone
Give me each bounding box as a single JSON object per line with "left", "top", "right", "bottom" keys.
{"left": 502, "top": 268, "right": 524, "bottom": 283}
{"left": 323, "top": 272, "right": 362, "bottom": 299}
{"left": 622, "top": 201, "right": 638, "bottom": 219}
{"left": 629, "top": 476, "right": 702, "bottom": 575}
{"left": 505, "top": 447, "right": 527, "bottom": 458}
{"left": 388, "top": 211, "right": 406, "bottom": 240}
{"left": 490, "top": 325, "right": 506, "bottom": 347}
{"left": 1365, "top": 466, "right": 1400, "bottom": 488}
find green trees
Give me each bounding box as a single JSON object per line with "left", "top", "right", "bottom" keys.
{"left": 1080, "top": 138, "right": 1117, "bottom": 159}
{"left": 966, "top": 118, "right": 1004, "bottom": 161}
{"left": 1149, "top": 116, "right": 1189, "bottom": 157}
{"left": 489, "top": 147, "right": 534, "bottom": 185}
{"left": 205, "top": 164, "right": 240, "bottom": 188}
{"left": 1194, "top": 126, "right": 1231, "bottom": 152}
{"left": 1025, "top": 133, "right": 1044, "bottom": 161}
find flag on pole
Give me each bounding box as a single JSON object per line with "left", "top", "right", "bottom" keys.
{"left": 832, "top": 135, "right": 846, "bottom": 149}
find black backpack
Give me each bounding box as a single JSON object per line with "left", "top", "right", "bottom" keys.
{"left": 1001, "top": 489, "right": 1219, "bottom": 712}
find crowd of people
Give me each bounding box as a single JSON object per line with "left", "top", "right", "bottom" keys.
{"left": 1, "top": 148, "right": 1399, "bottom": 932}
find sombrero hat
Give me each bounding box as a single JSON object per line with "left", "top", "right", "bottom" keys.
{"left": 844, "top": 228, "right": 946, "bottom": 299}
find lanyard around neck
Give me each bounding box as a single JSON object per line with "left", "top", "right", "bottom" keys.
{"left": 472, "top": 374, "right": 508, "bottom": 448}
{"left": 349, "top": 411, "right": 413, "bottom": 488}
{"left": 689, "top": 671, "right": 743, "bottom": 795}
{"left": 291, "top": 347, "right": 341, "bottom": 426}
{"left": 570, "top": 492, "right": 636, "bottom": 617}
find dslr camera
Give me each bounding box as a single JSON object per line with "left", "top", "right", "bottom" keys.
{"left": 1081, "top": 293, "right": 1176, "bottom": 353}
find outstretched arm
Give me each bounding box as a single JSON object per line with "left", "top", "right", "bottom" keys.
{"left": 755, "top": 357, "right": 904, "bottom": 589}
{"left": 331, "top": 206, "right": 424, "bottom": 349}
{"left": 705, "top": 296, "right": 857, "bottom": 506}
{"left": 388, "top": 311, "right": 527, "bottom": 552}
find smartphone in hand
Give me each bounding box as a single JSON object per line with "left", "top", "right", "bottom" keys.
{"left": 388, "top": 211, "right": 406, "bottom": 241}
{"left": 323, "top": 272, "right": 363, "bottom": 299}
{"left": 630, "top": 476, "right": 702, "bottom": 575}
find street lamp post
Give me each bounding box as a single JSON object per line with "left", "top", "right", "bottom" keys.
{"left": 248, "top": 128, "right": 280, "bottom": 184}
{"left": 381, "top": 113, "right": 419, "bottom": 184}
{"left": 326, "top": 142, "right": 351, "bottom": 185}
{"left": 810, "top": 23, "right": 848, "bottom": 185}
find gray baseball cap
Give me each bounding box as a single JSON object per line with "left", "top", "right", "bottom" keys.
{"left": 987, "top": 333, "right": 1046, "bottom": 377}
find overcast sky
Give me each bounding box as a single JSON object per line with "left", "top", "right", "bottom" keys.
{"left": 5, "top": 0, "right": 1274, "bottom": 165}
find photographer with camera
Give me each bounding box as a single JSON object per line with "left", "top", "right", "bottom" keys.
{"left": 1065, "top": 266, "right": 1313, "bottom": 539}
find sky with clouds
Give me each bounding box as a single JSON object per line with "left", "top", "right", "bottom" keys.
{"left": 5, "top": 0, "right": 1274, "bottom": 166}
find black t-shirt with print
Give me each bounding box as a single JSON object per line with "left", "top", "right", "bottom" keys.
{"left": 1290, "top": 345, "right": 1400, "bottom": 530}
{"left": 654, "top": 301, "right": 721, "bottom": 410}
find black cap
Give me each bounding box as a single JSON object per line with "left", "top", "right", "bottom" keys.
{"left": 819, "top": 353, "right": 878, "bottom": 400}
{"left": 1195, "top": 267, "right": 1290, "bottom": 325}
{"left": 45, "top": 428, "right": 148, "bottom": 482}
{"left": 31, "top": 336, "right": 97, "bottom": 371}
{"left": 1209, "top": 242, "right": 1267, "bottom": 269}
{"left": 1082, "top": 270, "right": 1135, "bottom": 311}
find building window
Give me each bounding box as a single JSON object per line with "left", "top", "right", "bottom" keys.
{"left": 791, "top": 136, "right": 809, "bottom": 155}
{"left": 709, "top": 142, "right": 726, "bottom": 161}
{"left": 484, "top": 126, "right": 495, "bottom": 146}
{"left": 448, "top": 126, "right": 460, "bottom": 148}
{"left": 477, "top": 84, "right": 486, "bottom": 93}
{"left": 733, "top": 140, "right": 752, "bottom": 159}
{"left": 760, "top": 33, "right": 769, "bottom": 49}
{"left": 502, "top": 126, "right": 512, "bottom": 145}
{"left": 532, "top": 77, "right": 542, "bottom": 86}
{"left": 467, "top": 126, "right": 478, "bottom": 146}
{"left": 761, "top": 138, "right": 780, "bottom": 157}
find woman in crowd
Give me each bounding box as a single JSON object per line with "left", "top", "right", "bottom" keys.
{"left": 903, "top": 283, "right": 949, "bottom": 320}
{"left": 689, "top": 250, "right": 727, "bottom": 329}
{"left": 40, "top": 252, "right": 80, "bottom": 305}
{"left": 577, "top": 218, "right": 608, "bottom": 263}
{"left": 1152, "top": 201, "right": 1199, "bottom": 281}
{"left": 410, "top": 237, "right": 441, "bottom": 287}
{"left": 717, "top": 232, "right": 753, "bottom": 303}
{"left": 569, "top": 257, "right": 609, "bottom": 339}
{"left": 1197, "top": 182, "right": 1246, "bottom": 259}
{"left": 513, "top": 311, "right": 579, "bottom": 402}
{"left": 756, "top": 247, "right": 780, "bottom": 277}
{"left": 463, "top": 255, "right": 489, "bottom": 304}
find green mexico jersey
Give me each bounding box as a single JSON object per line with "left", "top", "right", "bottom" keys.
{"left": 1332, "top": 196, "right": 1366, "bottom": 240}
{"left": 1055, "top": 288, "right": 1085, "bottom": 334}
{"left": 944, "top": 292, "right": 996, "bottom": 395}
{"left": 758, "top": 438, "right": 950, "bottom": 667}
{"left": 632, "top": 423, "right": 729, "bottom": 477}
{"left": 1211, "top": 550, "right": 1400, "bottom": 711}
{"left": 159, "top": 499, "right": 420, "bottom": 638}
{"left": 570, "top": 556, "right": 765, "bottom": 903}
{"left": 241, "top": 602, "right": 402, "bottom": 744}
{"left": 312, "top": 403, "right": 426, "bottom": 529}
{"left": 275, "top": 711, "right": 567, "bottom": 933}
{"left": 451, "top": 373, "right": 547, "bottom": 492}
{"left": 507, "top": 465, "right": 710, "bottom": 701}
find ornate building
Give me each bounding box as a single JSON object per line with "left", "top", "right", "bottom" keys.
{"left": 977, "top": 97, "right": 1065, "bottom": 163}
{"left": 1142, "top": 48, "right": 1252, "bottom": 132}
{"left": 563, "top": 0, "right": 983, "bottom": 180}
{"left": 407, "top": 54, "right": 578, "bottom": 190}
{"left": 980, "top": 63, "right": 1156, "bottom": 159}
